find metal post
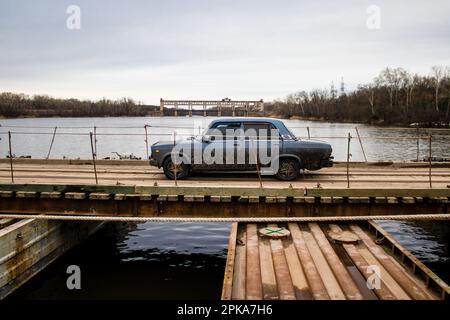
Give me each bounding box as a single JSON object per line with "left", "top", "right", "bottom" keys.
{"left": 346, "top": 132, "right": 352, "bottom": 188}
{"left": 428, "top": 135, "right": 432, "bottom": 188}
{"left": 251, "top": 139, "right": 263, "bottom": 188}
{"left": 355, "top": 127, "right": 367, "bottom": 162}
{"left": 307, "top": 127, "right": 310, "bottom": 139}
{"left": 173, "top": 131, "right": 177, "bottom": 186}
{"left": 93, "top": 126, "right": 98, "bottom": 159}
{"left": 89, "top": 132, "right": 98, "bottom": 184}
{"left": 144, "top": 125, "right": 149, "bottom": 159}
{"left": 416, "top": 127, "right": 420, "bottom": 162}
{"left": 8, "top": 131, "right": 14, "bottom": 183}
{"left": 46, "top": 126, "right": 57, "bottom": 159}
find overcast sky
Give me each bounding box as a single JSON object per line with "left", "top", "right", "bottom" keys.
{"left": 1, "top": 0, "right": 449, "bottom": 104}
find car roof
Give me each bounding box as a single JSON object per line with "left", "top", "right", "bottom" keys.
{"left": 209, "top": 117, "right": 285, "bottom": 126}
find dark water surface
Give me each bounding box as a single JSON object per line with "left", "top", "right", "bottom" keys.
{"left": 1, "top": 117, "right": 449, "bottom": 299}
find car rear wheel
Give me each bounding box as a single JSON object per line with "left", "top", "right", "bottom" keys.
{"left": 163, "top": 157, "right": 189, "bottom": 180}
{"left": 275, "top": 158, "right": 300, "bottom": 181}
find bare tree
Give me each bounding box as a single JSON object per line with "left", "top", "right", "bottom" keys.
{"left": 431, "top": 65, "right": 445, "bottom": 112}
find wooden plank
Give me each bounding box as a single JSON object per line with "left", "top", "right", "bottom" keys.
{"left": 40, "top": 192, "right": 62, "bottom": 199}
{"left": 89, "top": 193, "right": 110, "bottom": 200}
{"left": 308, "top": 223, "right": 363, "bottom": 300}
{"left": 329, "top": 224, "right": 397, "bottom": 300}
{"left": 139, "top": 194, "right": 152, "bottom": 201}
{"left": 288, "top": 223, "right": 329, "bottom": 300}
{"left": 267, "top": 224, "right": 295, "bottom": 300}
{"left": 0, "top": 191, "right": 14, "bottom": 198}
{"left": 231, "top": 226, "right": 246, "bottom": 300}
{"left": 246, "top": 224, "right": 263, "bottom": 300}
{"left": 222, "top": 223, "right": 237, "bottom": 300}
{"left": 64, "top": 192, "right": 86, "bottom": 200}
{"left": 350, "top": 224, "right": 433, "bottom": 300}
{"left": 301, "top": 226, "right": 346, "bottom": 300}
{"left": 357, "top": 247, "right": 410, "bottom": 300}
{"left": 367, "top": 221, "right": 449, "bottom": 299}
{"left": 283, "top": 239, "right": 312, "bottom": 300}
{"left": 114, "top": 194, "right": 126, "bottom": 200}
{"left": 15, "top": 191, "right": 37, "bottom": 198}
{"left": 259, "top": 236, "right": 279, "bottom": 299}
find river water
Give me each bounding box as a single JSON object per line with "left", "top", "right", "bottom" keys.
{"left": 1, "top": 116, "right": 449, "bottom": 299}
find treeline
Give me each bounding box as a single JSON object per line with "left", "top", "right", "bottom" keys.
{"left": 268, "top": 66, "right": 450, "bottom": 126}
{"left": 0, "top": 93, "right": 159, "bottom": 118}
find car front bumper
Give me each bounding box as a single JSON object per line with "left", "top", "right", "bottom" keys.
{"left": 321, "top": 156, "right": 334, "bottom": 167}
{"left": 149, "top": 157, "right": 159, "bottom": 167}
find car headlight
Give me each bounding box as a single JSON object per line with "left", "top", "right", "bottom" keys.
{"left": 154, "top": 149, "right": 160, "bottom": 154}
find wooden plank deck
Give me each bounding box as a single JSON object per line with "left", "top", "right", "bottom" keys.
{"left": 222, "top": 221, "right": 450, "bottom": 300}
{"left": 1, "top": 160, "right": 450, "bottom": 189}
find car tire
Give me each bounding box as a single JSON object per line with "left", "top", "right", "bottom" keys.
{"left": 163, "top": 157, "right": 189, "bottom": 180}
{"left": 275, "top": 158, "right": 300, "bottom": 181}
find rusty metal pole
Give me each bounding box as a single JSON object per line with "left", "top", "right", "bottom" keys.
{"left": 428, "top": 134, "right": 432, "bottom": 188}
{"left": 144, "top": 125, "right": 149, "bottom": 159}
{"left": 416, "top": 127, "right": 420, "bottom": 162}
{"left": 89, "top": 132, "right": 98, "bottom": 184}
{"left": 8, "top": 131, "right": 14, "bottom": 183}
{"left": 355, "top": 127, "right": 367, "bottom": 162}
{"left": 93, "top": 126, "right": 98, "bottom": 160}
{"left": 173, "top": 131, "right": 177, "bottom": 186}
{"left": 46, "top": 126, "right": 57, "bottom": 159}
{"left": 307, "top": 126, "right": 311, "bottom": 139}
{"left": 346, "top": 132, "right": 351, "bottom": 188}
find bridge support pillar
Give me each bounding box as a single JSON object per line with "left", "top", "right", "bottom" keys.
{"left": 189, "top": 102, "right": 192, "bottom": 117}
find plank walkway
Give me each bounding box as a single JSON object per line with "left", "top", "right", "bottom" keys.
{"left": 1, "top": 161, "right": 450, "bottom": 188}
{"left": 222, "top": 221, "right": 450, "bottom": 300}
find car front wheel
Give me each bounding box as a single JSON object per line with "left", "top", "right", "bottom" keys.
{"left": 163, "top": 157, "right": 189, "bottom": 180}
{"left": 275, "top": 158, "right": 300, "bottom": 181}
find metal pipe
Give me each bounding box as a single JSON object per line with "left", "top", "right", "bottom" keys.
{"left": 8, "top": 131, "right": 14, "bottom": 183}
{"left": 429, "top": 135, "right": 432, "bottom": 188}
{"left": 93, "top": 126, "right": 98, "bottom": 159}
{"left": 89, "top": 132, "right": 98, "bottom": 184}
{"left": 416, "top": 127, "right": 420, "bottom": 162}
{"left": 46, "top": 126, "right": 57, "bottom": 159}
{"left": 173, "top": 131, "right": 177, "bottom": 186}
{"left": 144, "top": 125, "right": 149, "bottom": 159}
{"left": 355, "top": 127, "right": 367, "bottom": 162}
{"left": 347, "top": 132, "right": 352, "bottom": 188}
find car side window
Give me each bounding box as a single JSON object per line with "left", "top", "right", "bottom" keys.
{"left": 243, "top": 122, "right": 279, "bottom": 140}
{"left": 207, "top": 122, "right": 241, "bottom": 140}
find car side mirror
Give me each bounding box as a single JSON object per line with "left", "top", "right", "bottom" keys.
{"left": 202, "top": 136, "right": 212, "bottom": 143}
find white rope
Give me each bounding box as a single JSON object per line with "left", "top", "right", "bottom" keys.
{"left": 0, "top": 213, "right": 448, "bottom": 223}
